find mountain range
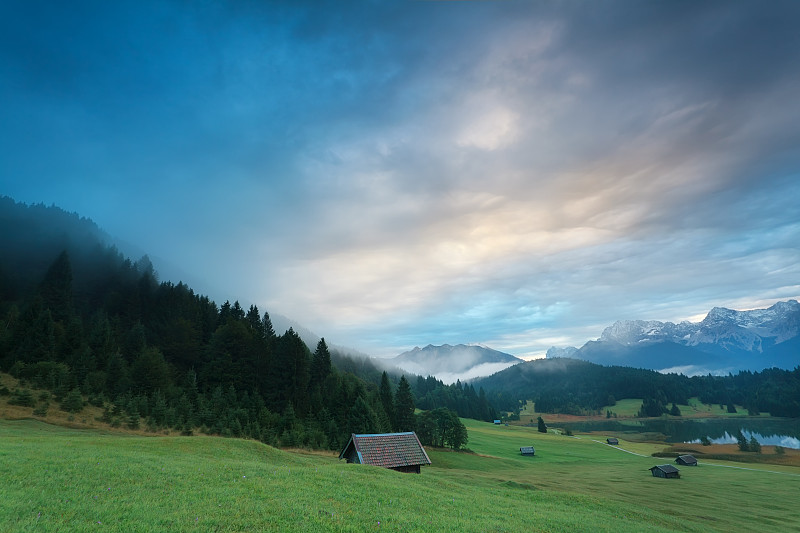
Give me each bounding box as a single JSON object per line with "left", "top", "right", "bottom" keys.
{"left": 547, "top": 300, "right": 800, "bottom": 374}
{"left": 387, "top": 344, "right": 522, "bottom": 384}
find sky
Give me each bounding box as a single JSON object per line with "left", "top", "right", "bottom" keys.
{"left": 2, "top": 0, "right": 799, "bottom": 359}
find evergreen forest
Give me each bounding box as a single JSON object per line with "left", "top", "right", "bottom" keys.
{"left": 0, "top": 198, "right": 486, "bottom": 450}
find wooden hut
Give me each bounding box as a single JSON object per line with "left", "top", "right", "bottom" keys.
{"left": 649, "top": 464, "right": 680, "bottom": 478}
{"left": 606, "top": 438, "right": 619, "bottom": 445}
{"left": 339, "top": 432, "right": 431, "bottom": 474}
{"left": 676, "top": 454, "right": 698, "bottom": 466}
{"left": 493, "top": 420, "right": 502, "bottom": 425}
{"left": 520, "top": 446, "right": 535, "bottom": 456}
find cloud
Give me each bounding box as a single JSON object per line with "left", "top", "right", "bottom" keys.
{"left": 1, "top": 1, "right": 799, "bottom": 358}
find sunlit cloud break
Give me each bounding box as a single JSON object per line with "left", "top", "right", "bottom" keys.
{"left": 1, "top": 0, "right": 799, "bottom": 359}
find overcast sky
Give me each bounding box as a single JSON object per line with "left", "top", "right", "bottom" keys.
{"left": 2, "top": 0, "right": 799, "bottom": 358}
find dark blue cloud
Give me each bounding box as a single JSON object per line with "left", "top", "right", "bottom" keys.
{"left": 1, "top": 0, "right": 798, "bottom": 357}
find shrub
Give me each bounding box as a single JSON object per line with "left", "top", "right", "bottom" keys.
{"left": 9, "top": 389, "right": 36, "bottom": 407}
{"left": 60, "top": 389, "right": 85, "bottom": 413}
{"left": 749, "top": 436, "right": 761, "bottom": 453}
{"left": 33, "top": 402, "right": 49, "bottom": 417}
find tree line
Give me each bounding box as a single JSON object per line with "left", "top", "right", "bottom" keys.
{"left": 0, "top": 219, "right": 469, "bottom": 451}
{"left": 474, "top": 356, "right": 800, "bottom": 418}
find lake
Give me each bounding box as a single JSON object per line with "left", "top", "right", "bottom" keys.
{"left": 562, "top": 417, "right": 800, "bottom": 449}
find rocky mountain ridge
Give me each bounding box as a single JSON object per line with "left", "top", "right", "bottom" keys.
{"left": 549, "top": 300, "right": 799, "bottom": 374}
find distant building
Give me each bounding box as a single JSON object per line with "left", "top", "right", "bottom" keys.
{"left": 676, "top": 454, "right": 698, "bottom": 466}
{"left": 494, "top": 420, "right": 502, "bottom": 425}
{"left": 338, "top": 432, "right": 431, "bottom": 474}
{"left": 649, "top": 464, "right": 680, "bottom": 478}
{"left": 607, "top": 438, "right": 619, "bottom": 445}
{"left": 520, "top": 446, "right": 535, "bottom": 456}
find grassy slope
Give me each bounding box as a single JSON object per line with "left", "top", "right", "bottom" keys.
{"left": 520, "top": 397, "right": 767, "bottom": 423}
{"left": 0, "top": 419, "right": 698, "bottom": 533}
{"left": 2, "top": 373, "right": 799, "bottom": 533}
{"left": 430, "top": 420, "right": 800, "bottom": 532}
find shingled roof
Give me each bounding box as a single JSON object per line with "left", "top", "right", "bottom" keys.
{"left": 339, "top": 432, "right": 432, "bottom": 471}
{"left": 649, "top": 464, "right": 681, "bottom": 478}
{"left": 651, "top": 464, "right": 680, "bottom": 474}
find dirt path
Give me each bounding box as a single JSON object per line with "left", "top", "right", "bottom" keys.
{"left": 576, "top": 435, "right": 800, "bottom": 477}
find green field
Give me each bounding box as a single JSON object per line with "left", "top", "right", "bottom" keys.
{"left": 600, "top": 398, "right": 769, "bottom": 418}
{"left": 522, "top": 397, "right": 764, "bottom": 420}
{"left": 2, "top": 419, "right": 799, "bottom": 532}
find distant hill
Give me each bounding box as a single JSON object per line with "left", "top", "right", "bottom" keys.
{"left": 388, "top": 344, "right": 522, "bottom": 384}
{"left": 0, "top": 197, "right": 114, "bottom": 296}
{"left": 472, "top": 356, "right": 800, "bottom": 417}
{"left": 546, "top": 301, "right": 800, "bottom": 374}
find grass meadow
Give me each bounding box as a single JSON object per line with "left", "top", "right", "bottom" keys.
{"left": 437, "top": 420, "right": 800, "bottom": 531}
{"left": 519, "top": 397, "right": 767, "bottom": 424}
{"left": 2, "top": 417, "right": 799, "bottom": 532}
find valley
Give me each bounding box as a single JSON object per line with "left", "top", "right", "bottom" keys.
{"left": 2, "top": 199, "right": 799, "bottom": 531}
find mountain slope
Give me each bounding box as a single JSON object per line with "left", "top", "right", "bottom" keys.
{"left": 389, "top": 344, "right": 522, "bottom": 383}
{"left": 550, "top": 300, "right": 800, "bottom": 373}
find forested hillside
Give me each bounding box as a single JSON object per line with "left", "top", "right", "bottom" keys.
{"left": 0, "top": 198, "right": 497, "bottom": 449}
{"left": 473, "top": 357, "right": 800, "bottom": 417}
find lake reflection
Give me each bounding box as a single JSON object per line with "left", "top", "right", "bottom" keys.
{"left": 694, "top": 430, "right": 800, "bottom": 449}
{"left": 563, "top": 417, "right": 800, "bottom": 449}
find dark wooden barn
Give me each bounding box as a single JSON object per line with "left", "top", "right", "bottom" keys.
{"left": 520, "top": 446, "right": 535, "bottom": 456}
{"left": 338, "top": 432, "right": 432, "bottom": 474}
{"left": 676, "top": 454, "right": 698, "bottom": 466}
{"left": 649, "top": 464, "right": 680, "bottom": 478}
{"left": 606, "top": 438, "right": 619, "bottom": 445}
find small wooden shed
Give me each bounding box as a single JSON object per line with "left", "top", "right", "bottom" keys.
{"left": 676, "top": 454, "right": 698, "bottom": 466}
{"left": 520, "top": 446, "right": 535, "bottom": 456}
{"left": 493, "top": 420, "right": 502, "bottom": 425}
{"left": 607, "top": 438, "right": 619, "bottom": 445}
{"left": 649, "top": 464, "right": 680, "bottom": 478}
{"left": 339, "top": 432, "right": 431, "bottom": 474}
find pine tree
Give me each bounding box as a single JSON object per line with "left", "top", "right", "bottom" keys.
{"left": 537, "top": 416, "right": 547, "bottom": 433}
{"left": 347, "top": 396, "right": 380, "bottom": 435}
{"left": 127, "top": 405, "right": 140, "bottom": 429}
{"left": 33, "top": 401, "right": 50, "bottom": 417}
{"left": 310, "top": 338, "right": 332, "bottom": 386}
{"left": 246, "top": 305, "right": 262, "bottom": 336}
{"left": 149, "top": 390, "right": 168, "bottom": 428}
{"left": 38, "top": 250, "right": 74, "bottom": 323}
{"left": 262, "top": 311, "right": 276, "bottom": 341}
{"left": 270, "top": 329, "right": 311, "bottom": 414}
{"left": 379, "top": 371, "right": 394, "bottom": 428}
{"left": 394, "top": 376, "right": 415, "bottom": 432}
{"left": 61, "top": 388, "right": 84, "bottom": 413}
{"left": 737, "top": 431, "right": 749, "bottom": 451}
